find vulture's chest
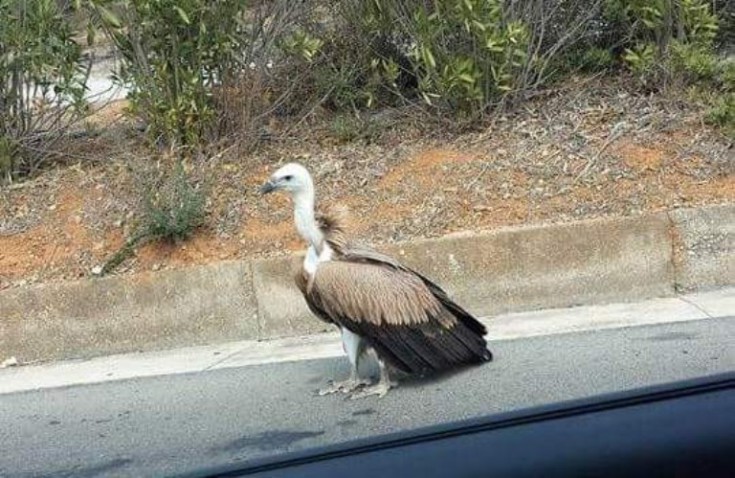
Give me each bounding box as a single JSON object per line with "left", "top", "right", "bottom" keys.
{"left": 303, "top": 244, "right": 333, "bottom": 276}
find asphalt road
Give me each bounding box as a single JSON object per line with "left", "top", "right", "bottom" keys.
{"left": 1, "top": 317, "right": 733, "bottom": 478}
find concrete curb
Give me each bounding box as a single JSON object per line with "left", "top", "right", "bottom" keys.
{"left": 1, "top": 204, "right": 733, "bottom": 363}
{"left": 4, "top": 288, "right": 731, "bottom": 395}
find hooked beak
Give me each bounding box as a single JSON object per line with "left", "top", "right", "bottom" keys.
{"left": 259, "top": 180, "right": 277, "bottom": 195}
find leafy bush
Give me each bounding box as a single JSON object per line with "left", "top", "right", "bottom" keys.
{"left": 606, "top": 0, "right": 720, "bottom": 85}
{"left": 705, "top": 92, "right": 735, "bottom": 139}
{"left": 266, "top": 1, "right": 598, "bottom": 118}
{"left": 712, "top": 0, "right": 734, "bottom": 49}
{"left": 622, "top": 43, "right": 659, "bottom": 79}
{"left": 669, "top": 41, "right": 719, "bottom": 81}
{"left": 607, "top": 0, "right": 718, "bottom": 51}
{"left": 413, "top": 0, "right": 531, "bottom": 113}
{"left": 573, "top": 47, "right": 616, "bottom": 72}
{"left": 86, "top": 0, "right": 245, "bottom": 147}
{"left": 321, "top": 0, "right": 538, "bottom": 117}
{"left": 0, "top": 0, "right": 90, "bottom": 182}
{"left": 302, "top": 33, "right": 373, "bottom": 112}
{"left": 69, "top": 0, "right": 732, "bottom": 148}
{"left": 717, "top": 59, "right": 735, "bottom": 90}
{"left": 272, "top": 4, "right": 397, "bottom": 113}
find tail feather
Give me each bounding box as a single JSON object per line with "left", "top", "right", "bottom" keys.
{"left": 413, "top": 271, "right": 488, "bottom": 337}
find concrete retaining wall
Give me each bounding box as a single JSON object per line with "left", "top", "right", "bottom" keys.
{"left": 380, "top": 214, "right": 673, "bottom": 318}
{"left": 0, "top": 261, "right": 257, "bottom": 362}
{"left": 1, "top": 204, "right": 732, "bottom": 363}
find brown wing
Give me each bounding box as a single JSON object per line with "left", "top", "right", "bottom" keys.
{"left": 294, "top": 266, "right": 336, "bottom": 327}
{"left": 307, "top": 259, "right": 491, "bottom": 375}
{"left": 341, "top": 244, "right": 487, "bottom": 337}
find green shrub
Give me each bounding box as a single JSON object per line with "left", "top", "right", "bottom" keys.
{"left": 679, "top": 0, "right": 720, "bottom": 46}
{"left": 0, "top": 0, "right": 89, "bottom": 182}
{"left": 86, "top": 0, "right": 245, "bottom": 147}
{"left": 669, "top": 41, "right": 719, "bottom": 81}
{"left": 610, "top": 0, "right": 720, "bottom": 85}
{"left": 276, "top": 5, "right": 401, "bottom": 113}
{"left": 713, "top": 0, "right": 734, "bottom": 49}
{"left": 312, "top": 50, "right": 373, "bottom": 111}
{"left": 607, "top": 0, "right": 718, "bottom": 52}
{"left": 331, "top": 0, "right": 535, "bottom": 117}
{"left": 329, "top": 114, "right": 362, "bottom": 143}
{"left": 574, "top": 47, "right": 616, "bottom": 72}
{"left": 717, "top": 59, "right": 735, "bottom": 90}
{"left": 623, "top": 43, "right": 659, "bottom": 78}
{"left": 408, "top": 0, "right": 531, "bottom": 115}
{"left": 705, "top": 92, "right": 735, "bottom": 138}
{"left": 101, "top": 160, "right": 205, "bottom": 275}
{"left": 272, "top": 0, "right": 575, "bottom": 118}
{"left": 142, "top": 161, "right": 205, "bottom": 242}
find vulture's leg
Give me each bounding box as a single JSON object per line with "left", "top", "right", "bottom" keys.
{"left": 350, "top": 359, "right": 395, "bottom": 399}
{"left": 318, "top": 328, "right": 371, "bottom": 396}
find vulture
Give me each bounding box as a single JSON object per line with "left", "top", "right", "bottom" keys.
{"left": 260, "top": 163, "right": 492, "bottom": 399}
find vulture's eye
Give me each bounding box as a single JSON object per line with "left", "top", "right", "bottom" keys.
{"left": 284, "top": 175, "right": 293, "bottom": 181}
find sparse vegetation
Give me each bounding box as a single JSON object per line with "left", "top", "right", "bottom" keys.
{"left": 2, "top": 0, "right": 733, "bottom": 279}
{"left": 141, "top": 161, "right": 205, "bottom": 242}
{"left": 329, "top": 114, "right": 362, "bottom": 143}
{"left": 705, "top": 92, "right": 735, "bottom": 138}
{"left": 101, "top": 160, "right": 205, "bottom": 275}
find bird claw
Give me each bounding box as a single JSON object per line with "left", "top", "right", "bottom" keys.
{"left": 349, "top": 382, "right": 392, "bottom": 400}
{"left": 318, "top": 378, "right": 371, "bottom": 396}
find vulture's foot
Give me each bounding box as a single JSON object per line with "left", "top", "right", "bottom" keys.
{"left": 349, "top": 381, "right": 392, "bottom": 400}
{"left": 318, "top": 378, "right": 371, "bottom": 396}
